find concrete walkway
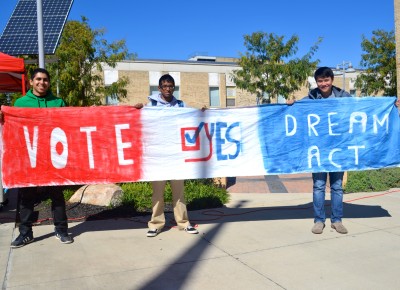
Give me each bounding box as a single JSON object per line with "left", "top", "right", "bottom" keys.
{"left": 1, "top": 175, "right": 400, "bottom": 290}
{"left": 226, "top": 173, "right": 314, "bottom": 194}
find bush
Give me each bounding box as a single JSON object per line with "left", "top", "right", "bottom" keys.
{"left": 62, "top": 185, "right": 82, "bottom": 200}
{"left": 184, "top": 179, "right": 229, "bottom": 210}
{"left": 43, "top": 185, "right": 81, "bottom": 206}
{"left": 345, "top": 167, "right": 400, "bottom": 193}
{"left": 119, "top": 182, "right": 153, "bottom": 211}
{"left": 119, "top": 178, "right": 229, "bottom": 212}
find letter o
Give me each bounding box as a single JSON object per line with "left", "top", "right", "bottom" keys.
{"left": 50, "top": 127, "right": 68, "bottom": 169}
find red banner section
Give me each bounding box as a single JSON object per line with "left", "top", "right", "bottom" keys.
{"left": 1, "top": 106, "right": 143, "bottom": 187}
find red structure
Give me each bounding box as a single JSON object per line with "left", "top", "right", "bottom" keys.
{"left": 0, "top": 52, "right": 26, "bottom": 95}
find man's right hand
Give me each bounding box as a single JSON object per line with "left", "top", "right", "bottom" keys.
{"left": 286, "top": 100, "right": 295, "bottom": 105}
{"left": 133, "top": 103, "right": 143, "bottom": 109}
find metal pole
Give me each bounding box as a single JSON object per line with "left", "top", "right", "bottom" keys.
{"left": 342, "top": 63, "right": 346, "bottom": 90}
{"left": 57, "top": 67, "right": 60, "bottom": 96}
{"left": 37, "top": 0, "right": 45, "bottom": 68}
{"left": 0, "top": 125, "right": 3, "bottom": 204}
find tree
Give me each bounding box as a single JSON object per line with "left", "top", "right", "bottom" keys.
{"left": 0, "top": 93, "right": 12, "bottom": 106}
{"left": 232, "top": 32, "right": 321, "bottom": 104}
{"left": 394, "top": 0, "right": 400, "bottom": 96}
{"left": 47, "top": 17, "right": 130, "bottom": 106}
{"left": 355, "top": 30, "right": 396, "bottom": 97}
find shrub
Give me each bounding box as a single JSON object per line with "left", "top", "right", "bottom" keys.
{"left": 184, "top": 179, "right": 229, "bottom": 210}
{"left": 63, "top": 188, "right": 77, "bottom": 201}
{"left": 345, "top": 167, "right": 400, "bottom": 193}
{"left": 119, "top": 178, "right": 229, "bottom": 212}
{"left": 119, "top": 182, "right": 153, "bottom": 211}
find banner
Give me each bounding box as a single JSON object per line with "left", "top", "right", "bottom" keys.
{"left": 1, "top": 97, "right": 399, "bottom": 188}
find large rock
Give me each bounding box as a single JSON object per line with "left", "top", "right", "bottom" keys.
{"left": 69, "top": 184, "right": 123, "bottom": 207}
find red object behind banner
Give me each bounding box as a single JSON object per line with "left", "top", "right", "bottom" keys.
{"left": 1, "top": 106, "right": 143, "bottom": 188}
{"left": 0, "top": 52, "right": 27, "bottom": 95}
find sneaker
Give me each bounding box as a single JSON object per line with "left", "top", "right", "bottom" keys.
{"left": 147, "top": 229, "right": 161, "bottom": 237}
{"left": 311, "top": 222, "right": 325, "bottom": 234}
{"left": 10, "top": 232, "right": 34, "bottom": 248}
{"left": 55, "top": 232, "right": 74, "bottom": 244}
{"left": 184, "top": 225, "right": 199, "bottom": 234}
{"left": 0, "top": 198, "right": 9, "bottom": 211}
{"left": 331, "top": 222, "right": 348, "bottom": 234}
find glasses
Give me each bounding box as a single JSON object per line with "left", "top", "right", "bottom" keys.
{"left": 160, "top": 85, "right": 175, "bottom": 90}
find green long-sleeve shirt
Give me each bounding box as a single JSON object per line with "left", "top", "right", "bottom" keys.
{"left": 14, "top": 89, "right": 66, "bottom": 108}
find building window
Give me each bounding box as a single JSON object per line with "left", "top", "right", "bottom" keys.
{"left": 106, "top": 94, "right": 119, "bottom": 105}
{"left": 227, "top": 98, "right": 236, "bottom": 107}
{"left": 226, "top": 87, "right": 236, "bottom": 97}
{"left": 259, "top": 92, "right": 270, "bottom": 104}
{"left": 277, "top": 95, "right": 286, "bottom": 104}
{"left": 226, "top": 87, "right": 236, "bottom": 107}
{"left": 174, "top": 86, "right": 180, "bottom": 99}
{"left": 210, "top": 87, "right": 220, "bottom": 107}
{"left": 150, "top": 86, "right": 159, "bottom": 96}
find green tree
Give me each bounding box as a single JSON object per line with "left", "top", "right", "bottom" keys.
{"left": 232, "top": 32, "right": 321, "bottom": 104}
{"left": 47, "top": 17, "right": 130, "bottom": 106}
{"left": 0, "top": 92, "right": 23, "bottom": 106}
{"left": 0, "top": 93, "right": 11, "bottom": 106}
{"left": 355, "top": 30, "right": 396, "bottom": 97}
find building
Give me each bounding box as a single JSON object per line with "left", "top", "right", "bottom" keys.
{"left": 103, "top": 56, "right": 362, "bottom": 108}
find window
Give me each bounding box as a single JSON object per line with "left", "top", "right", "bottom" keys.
{"left": 210, "top": 87, "right": 220, "bottom": 107}
{"left": 106, "top": 94, "right": 119, "bottom": 105}
{"left": 226, "top": 87, "right": 236, "bottom": 107}
{"left": 277, "top": 95, "right": 286, "bottom": 104}
{"left": 227, "top": 98, "right": 236, "bottom": 107}
{"left": 174, "top": 86, "right": 180, "bottom": 99}
{"left": 226, "top": 87, "right": 236, "bottom": 98}
{"left": 259, "top": 92, "right": 270, "bottom": 104}
{"left": 150, "top": 86, "right": 158, "bottom": 96}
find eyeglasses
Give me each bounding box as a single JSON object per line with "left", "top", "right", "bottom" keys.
{"left": 160, "top": 85, "right": 175, "bottom": 90}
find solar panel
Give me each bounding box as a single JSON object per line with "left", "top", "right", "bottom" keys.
{"left": 0, "top": 0, "right": 74, "bottom": 55}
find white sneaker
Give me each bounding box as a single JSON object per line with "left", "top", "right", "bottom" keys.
{"left": 184, "top": 226, "right": 198, "bottom": 234}
{"left": 147, "top": 229, "right": 161, "bottom": 237}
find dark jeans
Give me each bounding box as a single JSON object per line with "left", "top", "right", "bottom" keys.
{"left": 18, "top": 186, "right": 68, "bottom": 235}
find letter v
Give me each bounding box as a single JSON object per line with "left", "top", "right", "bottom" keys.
{"left": 23, "top": 126, "right": 38, "bottom": 168}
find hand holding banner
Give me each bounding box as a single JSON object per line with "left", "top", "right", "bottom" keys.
{"left": 1, "top": 97, "right": 399, "bottom": 188}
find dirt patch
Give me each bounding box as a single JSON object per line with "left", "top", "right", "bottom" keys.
{"left": 27, "top": 201, "right": 153, "bottom": 226}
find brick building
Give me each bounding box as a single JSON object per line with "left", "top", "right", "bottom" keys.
{"left": 103, "top": 56, "right": 361, "bottom": 108}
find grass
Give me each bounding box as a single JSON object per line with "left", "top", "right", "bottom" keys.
{"left": 344, "top": 167, "right": 400, "bottom": 193}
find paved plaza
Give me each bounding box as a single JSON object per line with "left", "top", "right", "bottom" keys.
{"left": 1, "top": 174, "right": 400, "bottom": 290}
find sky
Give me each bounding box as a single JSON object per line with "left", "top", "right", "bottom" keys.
{"left": 0, "top": 0, "right": 396, "bottom": 69}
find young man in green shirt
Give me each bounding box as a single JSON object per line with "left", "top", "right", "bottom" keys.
{"left": 10, "top": 68, "right": 73, "bottom": 248}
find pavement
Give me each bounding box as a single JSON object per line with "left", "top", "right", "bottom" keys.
{"left": 1, "top": 174, "right": 400, "bottom": 290}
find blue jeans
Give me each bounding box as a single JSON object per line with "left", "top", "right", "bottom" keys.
{"left": 312, "top": 172, "right": 344, "bottom": 223}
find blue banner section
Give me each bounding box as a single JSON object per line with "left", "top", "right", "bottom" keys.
{"left": 258, "top": 97, "right": 400, "bottom": 173}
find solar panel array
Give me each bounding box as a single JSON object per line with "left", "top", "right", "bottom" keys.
{"left": 0, "top": 0, "right": 74, "bottom": 55}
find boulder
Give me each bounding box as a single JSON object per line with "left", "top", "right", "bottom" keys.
{"left": 69, "top": 184, "right": 123, "bottom": 207}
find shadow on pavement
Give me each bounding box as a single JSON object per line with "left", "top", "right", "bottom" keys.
{"left": 135, "top": 196, "right": 392, "bottom": 290}
{"left": 136, "top": 199, "right": 248, "bottom": 290}
{"left": 189, "top": 200, "right": 391, "bottom": 224}
{"left": 24, "top": 199, "right": 394, "bottom": 243}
